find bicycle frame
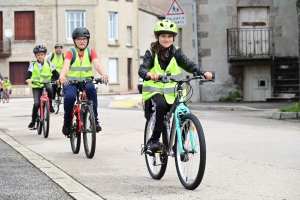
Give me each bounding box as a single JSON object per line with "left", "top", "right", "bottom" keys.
{"left": 163, "top": 84, "right": 193, "bottom": 156}
{"left": 71, "top": 84, "right": 89, "bottom": 133}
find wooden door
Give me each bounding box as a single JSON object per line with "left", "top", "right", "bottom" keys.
{"left": 9, "top": 62, "right": 29, "bottom": 85}
{"left": 127, "top": 58, "right": 132, "bottom": 90}
{"left": 238, "top": 8, "right": 269, "bottom": 55}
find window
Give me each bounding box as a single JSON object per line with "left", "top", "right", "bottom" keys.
{"left": 14, "top": 11, "right": 35, "bottom": 40}
{"left": 108, "top": 12, "right": 118, "bottom": 40}
{"left": 9, "top": 62, "right": 29, "bottom": 85}
{"left": 66, "top": 11, "right": 86, "bottom": 40}
{"left": 126, "top": 26, "right": 132, "bottom": 45}
{"left": 108, "top": 58, "right": 118, "bottom": 83}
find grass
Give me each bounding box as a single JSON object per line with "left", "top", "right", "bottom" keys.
{"left": 219, "top": 91, "right": 241, "bottom": 102}
{"left": 279, "top": 102, "right": 300, "bottom": 112}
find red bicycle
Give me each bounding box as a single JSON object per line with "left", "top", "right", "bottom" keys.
{"left": 2, "top": 89, "right": 9, "bottom": 103}
{"left": 68, "top": 77, "right": 104, "bottom": 159}
{"left": 32, "top": 81, "right": 56, "bottom": 138}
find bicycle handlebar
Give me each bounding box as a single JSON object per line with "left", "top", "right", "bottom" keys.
{"left": 144, "top": 73, "right": 215, "bottom": 84}
{"left": 31, "top": 80, "right": 58, "bottom": 85}
{"left": 67, "top": 77, "right": 106, "bottom": 85}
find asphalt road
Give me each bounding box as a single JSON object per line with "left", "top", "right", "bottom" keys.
{"left": 0, "top": 96, "right": 299, "bottom": 199}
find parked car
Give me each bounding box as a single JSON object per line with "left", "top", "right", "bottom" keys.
{"left": 138, "top": 78, "right": 143, "bottom": 93}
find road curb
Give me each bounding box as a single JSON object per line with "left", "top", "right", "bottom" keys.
{"left": 272, "top": 112, "right": 299, "bottom": 119}
{"left": 0, "top": 130, "right": 104, "bottom": 200}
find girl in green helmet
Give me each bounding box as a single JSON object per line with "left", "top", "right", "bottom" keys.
{"left": 138, "top": 19, "right": 213, "bottom": 150}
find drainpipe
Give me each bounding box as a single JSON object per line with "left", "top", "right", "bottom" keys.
{"left": 272, "top": 28, "right": 275, "bottom": 98}
{"left": 56, "top": 0, "right": 58, "bottom": 43}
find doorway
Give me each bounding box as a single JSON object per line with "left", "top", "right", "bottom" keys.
{"left": 127, "top": 58, "right": 132, "bottom": 90}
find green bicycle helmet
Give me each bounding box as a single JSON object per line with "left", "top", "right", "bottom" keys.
{"left": 154, "top": 20, "right": 178, "bottom": 36}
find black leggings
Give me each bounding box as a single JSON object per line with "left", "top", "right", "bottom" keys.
{"left": 150, "top": 93, "right": 172, "bottom": 139}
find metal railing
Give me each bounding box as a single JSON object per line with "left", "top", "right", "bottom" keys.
{"left": 0, "top": 40, "right": 12, "bottom": 55}
{"left": 227, "top": 27, "right": 273, "bottom": 58}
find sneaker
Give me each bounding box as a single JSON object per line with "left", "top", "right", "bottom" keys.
{"left": 62, "top": 122, "right": 71, "bottom": 137}
{"left": 50, "top": 106, "right": 55, "bottom": 113}
{"left": 95, "top": 121, "right": 102, "bottom": 132}
{"left": 147, "top": 138, "right": 163, "bottom": 150}
{"left": 28, "top": 121, "right": 35, "bottom": 130}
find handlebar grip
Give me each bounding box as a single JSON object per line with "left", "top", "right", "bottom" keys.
{"left": 144, "top": 76, "right": 151, "bottom": 81}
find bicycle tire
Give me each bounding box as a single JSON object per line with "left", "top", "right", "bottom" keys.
{"left": 144, "top": 115, "right": 168, "bottom": 180}
{"left": 174, "top": 114, "right": 206, "bottom": 190}
{"left": 54, "top": 96, "right": 60, "bottom": 114}
{"left": 82, "top": 104, "right": 96, "bottom": 158}
{"left": 43, "top": 101, "right": 50, "bottom": 138}
{"left": 70, "top": 112, "right": 81, "bottom": 154}
{"left": 37, "top": 114, "right": 42, "bottom": 135}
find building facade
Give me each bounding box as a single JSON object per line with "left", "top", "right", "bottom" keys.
{"left": 0, "top": 0, "right": 139, "bottom": 97}
{"left": 139, "top": 0, "right": 299, "bottom": 102}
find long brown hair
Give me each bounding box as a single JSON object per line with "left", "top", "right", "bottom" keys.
{"left": 151, "top": 41, "right": 170, "bottom": 61}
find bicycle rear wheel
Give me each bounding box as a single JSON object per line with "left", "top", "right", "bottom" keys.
{"left": 144, "top": 115, "right": 168, "bottom": 180}
{"left": 174, "top": 114, "right": 206, "bottom": 190}
{"left": 54, "top": 96, "right": 60, "bottom": 114}
{"left": 43, "top": 101, "right": 50, "bottom": 138}
{"left": 70, "top": 113, "right": 81, "bottom": 154}
{"left": 82, "top": 104, "right": 96, "bottom": 158}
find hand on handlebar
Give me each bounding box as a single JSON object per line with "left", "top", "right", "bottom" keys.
{"left": 25, "top": 79, "right": 32, "bottom": 84}
{"left": 146, "top": 72, "right": 160, "bottom": 81}
{"left": 203, "top": 72, "right": 213, "bottom": 80}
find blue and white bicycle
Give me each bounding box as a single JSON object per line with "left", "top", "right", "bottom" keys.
{"left": 141, "top": 72, "right": 214, "bottom": 190}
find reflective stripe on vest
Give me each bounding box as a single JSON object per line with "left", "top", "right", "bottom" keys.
{"left": 52, "top": 53, "right": 64, "bottom": 73}
{"left": 66, "top": 47, "right": 93, "bottom": 81}
{"left": 30, "top": 61, "right": 52, "bottom": 88}
{"left": 142, "top": 50, "right": 186, "bottom": 104}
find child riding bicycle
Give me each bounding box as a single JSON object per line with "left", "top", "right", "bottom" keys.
{"left": 138, "top": 19, "right": 213, "bottom": 150}
{"left": 59, "top": 27, "right": 108, "bottom": 137}
{"left": 47, "top": 43, "right": 65, "bottom": 106}
{"left": 3, "top": 76, "right": 12, "bottom": 97}
{"left": 25, "top": 45, "right": 60, "bottom": 129}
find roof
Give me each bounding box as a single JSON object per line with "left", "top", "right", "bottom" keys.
{"left": 139, "top": 0, "right": 173, "bottom": 17}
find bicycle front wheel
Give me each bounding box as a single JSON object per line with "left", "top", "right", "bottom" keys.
{"left": 37, "top": 114, "right": 42, "bottom": 135}
{"left": 43, "top": 101, "right": 50, "bottom": 138}
{"left": 54, "top": 96, "right": 60, "bottom": 114}
{"left": 174, "top": 114, "right": 206, "bottom": 190}
{"left": 70, "top": 112, "right": 81, "bottom": 154}
{"left": 144, "top": 115, "right": 168, "bottom": 180}
{"left": 82, "top": 104, "right": 96, "bottom": 159}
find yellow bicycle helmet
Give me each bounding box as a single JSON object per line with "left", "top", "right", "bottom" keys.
{"left": 154, "top": 19, "right": 178, "bottom": 36}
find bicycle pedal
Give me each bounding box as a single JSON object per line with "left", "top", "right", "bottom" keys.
{"left": 156, "top": 149, "right": 163, "bottom": 153}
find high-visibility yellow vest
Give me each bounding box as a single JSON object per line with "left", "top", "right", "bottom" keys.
{"left": 3, "top": 80, "right": 11, "bottom": 89}
{"left": 30, "top": 61, "right": 52, "bottom": 88}
{"left": 51, "top": 53, "right": 64, "bottom": 73}
{"left": 142, "top": 49, "right": 186, "bottom": 104}
{"left": 66, "top": 47, "right": 93, "bottom": 81}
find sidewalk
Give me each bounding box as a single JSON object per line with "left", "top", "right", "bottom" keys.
{"left": 187, "top": 101, "right": 299, "bottom": 120}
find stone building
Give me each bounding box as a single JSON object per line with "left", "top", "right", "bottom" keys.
{"left": 139, "top": 0, "right": 299, "bottom": 102}
{"left": 0, "top": 0, "right": 138, "bottom": 97}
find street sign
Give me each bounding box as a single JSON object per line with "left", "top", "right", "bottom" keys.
{"left": 166, "top": 0, "right": 186, "bottom": 26}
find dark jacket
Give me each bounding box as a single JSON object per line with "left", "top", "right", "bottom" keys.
{"left": 138, "top": 44, "right": 205, "bottom": 79}
{"left": 138, "top": 44, "right": 206, "bottom": 120}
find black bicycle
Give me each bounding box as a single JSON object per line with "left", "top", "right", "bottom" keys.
{"left": 53, "top": 83, "right": 64, "bottom": 114}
